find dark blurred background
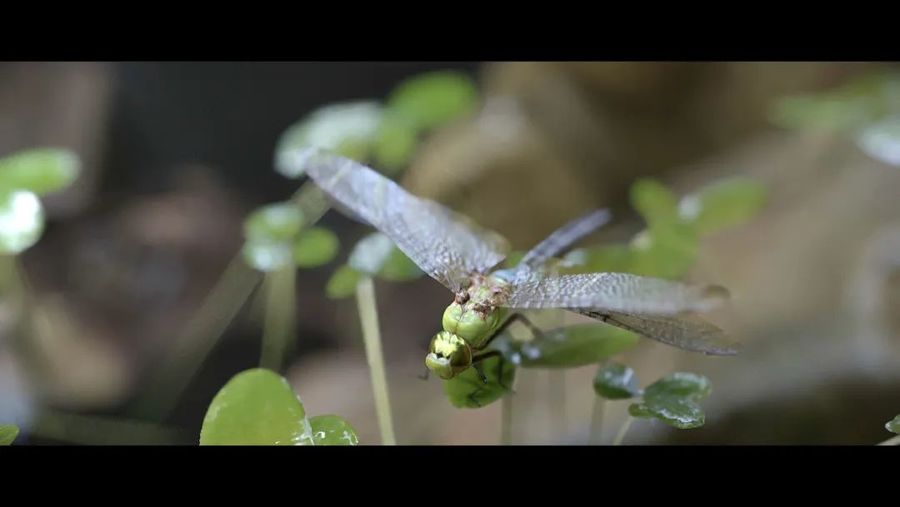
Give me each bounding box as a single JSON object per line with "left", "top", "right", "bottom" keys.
{"left": 2, "top": 62, "right": 899, "bottom": 445}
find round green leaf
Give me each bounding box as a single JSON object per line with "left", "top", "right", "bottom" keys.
{"left": 680, "top": 178, "right": 766, "bottom": 236}
{"left": 593, "top": 362, "right": 641, "bottom": 400}
{"left": 627, "top": 223, "right": 699, "bottom": 280}
{"left": 857, "top": 115, "right": 900, "bottom": 167}
{"left": 200, "top": 368, "right": 314, "bottom": 445}
{"left": 309, "top": 415, "right": 359, "bottom": 445}
{"left": 0, "top": 190, "right": 45, "bottom": 255}
{"left": 373, "top": 113, "right": 419, "bottom": 174}
{"left": 275, "top": 101, "right": 383, "bottom": 178}
{"left": 242, "top": 239, "right": 293, "bottom": 272}
{"left": 378, "top": 246, "right": 423, "bottom": 281}
{"left": 293, "top": 226, "right": 339, "bottom": 268}
{"left": 387, "top": 71, "right": 478, "bottom": 132}
{"left": 444, "top": 355, "right": 515, "bottom": 409}
{"left": 348, "top": 232, "right": 393, "bottom": 276}
{"left": 630, "top": 178, "right": 679, "bottom": 227}
{"left": 243, "top": 202, "right": 304, "bottom": 243}
{"left": 326, "top": 264, "right": 362, "bottom": 299}
{"left": 0, "top": 148, "right": 80, "bottom": 196}
{"left": 0, "top": 424, "right": 19, "bottom": 445}
{"left": 496, "top": 324, "right": 639, "bottom": 369}
{"left": 886, "top": 414, "right": 900, "bottom": 435}
{"left": 629, "top": 372, "right": 712, "bottom": 430}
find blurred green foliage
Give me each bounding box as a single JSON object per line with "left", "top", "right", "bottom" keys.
{"left": 0, "top": 148, "right": 80, "bottom": 255}
{"left": 494, "top": 324, "right": 639, "bottom": 369}
{"left": 771, "top": 70, "right": 900, "bottom": 167}
{"left": 886, "top": 414, "right": 900, "bottom": 435}
{"left": 199, "top": 368, "right": 357, "bottom": 445}
{"left": 0, "top": 424, "right": 19, "bottom": 445}
{"left": 628, "top": 372, "right": 711, "bottom": 429}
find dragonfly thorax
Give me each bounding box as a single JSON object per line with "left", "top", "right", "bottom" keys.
{"left": 440, "top": 274, "right": 509, "bottom": 348}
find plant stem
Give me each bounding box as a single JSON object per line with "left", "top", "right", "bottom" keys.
{"left": 589, "top": 397, "right": 605, "bottom": 445}
{"left": 613, "top": 415, "right": 634, "bottom": 446}
{"left": 132, "top": 255, "right": 262, "bottom": 419}
{"left": 501, "top": 393, "right": 514, "bottom": 445}
{"left": 877, "top": 435, "right": 900, "bottom": 446}
{"left": 355, "top": 276, "right": 396, "bottom": 445}
{"left": 259, "top": 266, "right": 297, "bottom": 372}
{"left": 549, "top": 370, "right": 566, "bottom": 437}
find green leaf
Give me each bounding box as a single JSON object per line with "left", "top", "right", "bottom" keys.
{"left": 0, "top": 148, "right": 80, "bottom": 196}
{"left": 857, "top": 115, "right": 900, "bottom": 167}
{"left": 372, "top": 112, "right": 419, "bottom": 174}
{"left": 275, "top": 101, "right": 384, "bottom": 178}
{"left": 627, "top": 222, "right": 699, "bottom": 279}
{"left": 886, "top": 415, "right": 900, "bottom": 435}
{"left": 630, "top": 178, "right": 679, "bottom": 226}
{"left": 494, "top": 324, "right": 639, "bottom": 369}
{"left": 326, "top": 264, "right": 362, "bottom": 299}
{"left": 242, "top": 240, "right": 293, "bottom": 272}
{"left": 243, "top": 202, "right": 305, "bottom": 243}
{"left": 0, "top": 424, "right": 19, "bottom": 445}
{"left": 593, "top": 362, "right": 641, "bottom": 400}
{"left": 200, "top": 368, "right": 314, "bottom": 445}
{"left": 680, "top": 178, "right": 766, "bottom": 236}
{"left": 628, "top": 372, "right": 712, "bottom": 429}
{"left": 444, "top": 355, "right": 515, "bottom": 409}
{"left": 386, "top": 71, "right": 478, "bottom": 132}
{"left": 293, "top": 226, "right": 339, "bottom": 268}
{"left": 0, "top": 190, "right": 45, "bottom": 255}
{"left": 561, "top": 244, "right": 633, "bottom": 274}
{"left": 309, "top": 415, "right": 359, "bottom": 445}
{"left": 348, "top": 232, "right": 422, "bottom": 281}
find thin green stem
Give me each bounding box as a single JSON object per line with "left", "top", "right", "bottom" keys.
{"left": 589, "top": 397, "right": 605, "bottom": 445}
{"left": 259, "top": 266, "right": 297, "bottom": 371}
{"left": 613, "top": 415, "right": 634, "bottom": 446}
{"left": 132, "top": 256, "right": 262, "bottom": 419}
{"left": 501, "top": 393, "right": 514, "bottom": 445}
{"left": 877, "top": 435, "right": 900, "bottom": 446}
{"left": 355, "top": 276, "right": 396, "bottom": 445}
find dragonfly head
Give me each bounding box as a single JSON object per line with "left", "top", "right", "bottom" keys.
{"left": 425, "top": 331, "right": 472, "bottom": 380}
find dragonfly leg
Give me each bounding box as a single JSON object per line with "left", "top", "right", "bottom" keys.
{"left": 472, "top": 362, "right": 488, "bottom": 385}
{"left": 472, "top": 350, "right": 514, "bottom": 392}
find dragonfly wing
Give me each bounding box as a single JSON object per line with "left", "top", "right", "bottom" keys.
{"left": 291, "top": 147, "right": 510, "bottom": 291}
{"left": 575, "top": 310, "right": 741, "bottom": 356}
{"left": 513, "top": 209, "right": 611, "bottom": 276}
{"left": 504, "top": 272, "right": 728, "bottom": 314}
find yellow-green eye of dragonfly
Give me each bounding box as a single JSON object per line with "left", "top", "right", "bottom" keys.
{"left": 289, "top": 147, "right": 740, "bottom": 380}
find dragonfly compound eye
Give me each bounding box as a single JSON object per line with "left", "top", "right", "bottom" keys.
{"left": 426, "top": 331, "right": 473, "bottom": 379}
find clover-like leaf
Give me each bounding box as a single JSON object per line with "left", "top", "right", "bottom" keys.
{"left": 593, "top": 362, "right": 641, "bottom": 400}
{"left": 494, "top": 324, "right": 639, "bottom": 369}
{"left": 0, "top": 424, "right": 19, "bottom": 445}
{"left": 0, "top": 190, "right": 45, "bottom": 255}
{"left": 628, "top": 372, "right": 711, "bottom": 429}
{"left": 293, "top": 226, "right": 339, "bottom": 268}
{"left": 679, "top": 178, "right": 766, "bottom": 236}
{"left": 275, "top": 101, "right": 384, "bottom": 178}
{"left": 0, "top": 148, "right": 80, "bottom": 196}
{"left": 444, "top": 355, "right": 515, "bottom": 409}
{"left": 886, "top": 414, "right": 900, "bottom": 435}
{"left": 326, "top": 264, "right": 362, "bottom": 299}
{"left": 200, "top": 368, "right": 314, "bottom": 445}
{"left": 386, "top": 71, "right": 478, "bottom": 132}
{"left": 309, "top": 415, "right": 359, "bottom": 445}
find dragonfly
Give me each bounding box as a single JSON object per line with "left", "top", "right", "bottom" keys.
{"left": 289, "top": 147, "right": 740, "bottom": 381}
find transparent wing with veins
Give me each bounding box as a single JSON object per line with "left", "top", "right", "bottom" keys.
{"left": 289, "top": 147, "right": 510, "bottom": 292}
{"left": 511, "top": 209, "right": 611, "bottom": 281}
{"left": 504, "top": 272, "right": 729, "bottom": 315}
{"left": 576, "top": 310, "right": 740, "bottom": 356}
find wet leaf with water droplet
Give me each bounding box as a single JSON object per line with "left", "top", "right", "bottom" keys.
{"left": 309, "top": 415, "right": 359, "bottom": 445}
{"left": 629, "top": 372, "right": 711, "bottom": 429}
{"left": 594, "top": 362, "right": 641, "bottom": 400}
{"left": 0, "top": 190, "right": 45, "bottom": 255}
{"left": 495, "top": 324, "right": 639, "bottom": 369}
{"left": 326, "top": 265, "right": 361, "bottom": 299}
{"left": 444, "top": 355, "right": 515, "bottom": 409}
{"left": 275, "top": 101, "right": 383, "bottom": 178}
{"left": 0, "top": 424, "right": 19, "bottom": 445}
{"left": 0, "top": 148, "right": 80, "bottom": 196}
{"left": 886, "top": 414, "right": 900, "bottom": 435}
{"left": 680, "top": 178, "right": 766, "bottom": 236}
{"left": 200, "top": 368, "right": 314, "bottom": 445}
{"left": 293, "top": 226, "right": 339, "bottom": 268}
{"left": 387, "top": 71, "right": 478, "bottom": 132}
